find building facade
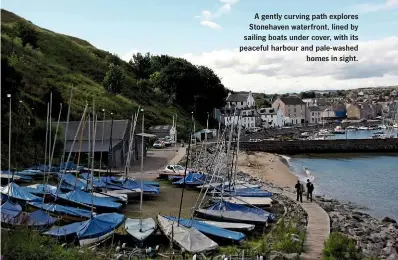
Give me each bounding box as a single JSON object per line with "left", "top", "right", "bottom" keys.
{"left": 257, "top": 107, "right": 284, "bottom": 127}
{"left": 272, "top": 96, "right": 306, "bottom": 125}
{"left": 306, "top": 106, "right": 322, "bottom": 124}
{"left": 225, "top": 91, "right": 255, "bottom": 109}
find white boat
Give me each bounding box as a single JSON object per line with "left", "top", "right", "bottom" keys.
{"left": 393, "top": 124, "right": 398, "bottom": 129}
{"left": 125, "top": 218, "right": 156, "bottom": 242}
{"left": 357, "top": 126, "right": 368, "bottom": 130}
{"left": 157, "top": 215, "right": 218, "bottom": 253}
{"left": 198, "top": 220, "right": 255, "bottom": 232}
{"left": 378, "top": 124, "right": 387, "bottom": 129}
{"left": 346, "top": 126, "right": 357, "bottom": 130}
{"left": 103, "top": 188, "right": 140, "bottom": 199}
{"left": 318, "top": 129, "right": 333, "bottom": 136}
{"left": 212, "top": 196, "right": 272, "bottom": 207}
{"left": 93, "top": 192, "right": 128, "bottom": 204}
{"left": 331, "top": 126, "right": 345, "bottom": 134}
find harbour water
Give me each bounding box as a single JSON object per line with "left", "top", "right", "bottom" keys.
{"left": 286, "top": 153, "right": 398, "bottom": 220}
{"left": 328, "top": 128, "right": 398, "bottom": 140}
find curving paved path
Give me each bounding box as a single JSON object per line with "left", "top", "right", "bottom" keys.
{"left": 267, "top": 187, "right": 330, "bottom": 259}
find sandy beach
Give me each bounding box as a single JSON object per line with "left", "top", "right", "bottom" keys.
{"left": 237, "top": 151, "right": 298, "bottom": 190}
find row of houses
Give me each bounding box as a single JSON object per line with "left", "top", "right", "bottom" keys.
{"left": 214, "top": 92, "right": 398, "bottom": 129}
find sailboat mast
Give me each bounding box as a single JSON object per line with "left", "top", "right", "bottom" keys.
{"left": 55, "top": 103, "right": 88, "bottom": 199}
{"left": 90, "top": 103, "right": 97, "bottom": 216}
{"left": 43, "top": 103, "right": 63, "bottom": 202}
{"left": 99, "top": 109, "right": 105, "bottom": 174}
{"left": 43, "top": 103, "right": 49, "bottom": 185}
{"left": 48, "top": 92, "right": 52, "bottom": 172}
{"left": 61, "top": 86, "right": 73, "bottom": 168}
{"left": 177, "top": 112, "right": 194, "bottom": 226}
{"left": 139, "top": 108, "right": 144, "bottom": 231}
{"left": 233, "top": 116, "right": 242, "bottom": 186}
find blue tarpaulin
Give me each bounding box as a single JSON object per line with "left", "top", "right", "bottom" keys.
{"left": 121, "top": 179, "right": 160, "bottom": 194}
{"left": 1, "top": 209, "right": 56, "bottom": 229}
{"left": 172, "top": 172, "right": 206, "bottom": 186}
{"left": 207, "top": 200, "right": 275, "bottom": 222}
{"left": 59, "top": 161, "right": 78, "bottom": 170}
{"left": 58, "top": 173, "right": 87, "bottom": 190}
{"left": 164, "top": 216, "right": 245, "bottom": 242}
{"left": 221, "top": 187, "right": 273, "bottom": 198}
{"left": 80, "top": 173, "right": 108, "bottom": 188}
{"left": 22, "top": 184, "right": 58, "bottom": 196}
{"left": 44, "top": 213, "right": 125, "bottom": 239}
{"left": 0, "top": 201, "right": 22, "bottom": 221}
{"left": 29, "top": 201, "right": 92, "bottom": 219}
{"left": 56, "top": 189, "right": 122, "bottom": 210}
{"left": 1, "top": 183, "right": 42, "bottom": 202}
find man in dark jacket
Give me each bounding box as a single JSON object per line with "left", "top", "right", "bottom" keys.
{"left": 306, "top": 179, "right": 311, "bottom": 200}
{"left": 295, "top": 180, "right": 302, "bottom": 202}
{"left": 308, "top": 182, "right": 314, "bottom": 202}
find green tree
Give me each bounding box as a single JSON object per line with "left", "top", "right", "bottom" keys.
{"left": 301, "top": 91, "right": 316, "bottom": 99}
{"left": 15, "top": 21, "right": 38, "bottom": 48}
{"left": 103, "top": 63, "right": 124, "bottom": 94}
{"left": 129, "top": 52, "right": 152, "bottom": 79}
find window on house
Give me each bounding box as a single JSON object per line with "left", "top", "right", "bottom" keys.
{"left": 241, "top": 102, "right": 244, "bottom": 105}
{"left": 312, "top": 112, "right": 314, "bottom": 116}
{"left": 294, "top": 108, "right": 296, "bottom": 112}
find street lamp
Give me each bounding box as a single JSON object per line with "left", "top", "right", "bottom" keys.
{"left": 7, "top": 94, "right": 12, "bottom": 180}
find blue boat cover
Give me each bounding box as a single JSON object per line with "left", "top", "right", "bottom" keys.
{"left": 172, "top": 172, "right": 206, "bottom": 185}
{"left": 22, "top": 184, "right": 58, "bottom": 195}
{"left": 44, "top": 213, "right": 125, "bottom": 239}
{"left": 57, "top": 173, "right": 86, "bottom": 190}
{"left": 221, "top": 187, "right": 273, "bottom": 198}
{"left": 29, "top": 201, "right": 92, "bottom": 218}
{"left": 56, "top": 189, "right": 122, "bottom": 209}
{"left": 99, "top": 176, "right": 121, "bottom": 183}
{"left": 207, "top": 200, "right": 275, "bottom": 222}
{"left": 2, "top": 209, "right": 55, "bottom": 228}
{"left": 59, "top": 161, "right": 78, "bottom": 170}
{"left": 80, "top": 173, "right": 107, "bottom": 188}
{"left": 121, "top": 179, "right": 160, "bottom": 194}
{"left": 1, "top": 183, "right": 42, "bottom": 201}
{"left": 164, "top": 216, "right": 245, "bottom": 242}
{"left": 118, "top": 177, "right": 160, "bottom": 187}
{"left": 1, "top": 201, "right": 22, "bottom": 221}
{"left": 1, "top": 171, "right": 33, "bottom": 182}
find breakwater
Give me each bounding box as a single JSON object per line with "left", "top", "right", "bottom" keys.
{"left": 237, "top": 138, "right": 398, "bottom": 154}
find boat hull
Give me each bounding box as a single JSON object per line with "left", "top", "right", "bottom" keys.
{"left": 125, "top": 218, "right": 156, "bottom": 242}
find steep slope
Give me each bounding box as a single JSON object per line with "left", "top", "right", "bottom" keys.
{"left": 1, "top": 9, "right": 227, "bottom": 167}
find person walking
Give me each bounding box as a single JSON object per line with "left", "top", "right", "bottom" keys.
{"left": 306, "top": 179, "right": 311, "bottom": 201}
{"left": 299, "top": 183, "right": 304, "bottom": 203}
{"left": 295, "top": 180, "right": 302, "bottom": 202}
{"left": 308, "top": 182, "right": 314, "bottom": 202}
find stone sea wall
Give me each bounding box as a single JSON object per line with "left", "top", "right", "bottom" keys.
{"left": 237, "top": 138, "right": 398, "bottom": 154}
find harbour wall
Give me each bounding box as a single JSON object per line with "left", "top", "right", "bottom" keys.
{"left": 236, "top": 138, "right": 398, "bottom": 154}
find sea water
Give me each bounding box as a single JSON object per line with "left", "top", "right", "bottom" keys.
{"left": 286, "top": 153, "right": 398, "bottom": 220}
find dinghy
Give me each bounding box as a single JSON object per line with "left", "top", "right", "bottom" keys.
{"left": 211, "top": 196, "right": 273, "bottom": 207}
{"left": 164, "top": 216, "right": 245, "bottom": 242}
{"left": 195, "top": 200, "right": 274, "bottom": 225}
{"left": 43, "top": 212, "right": 125, "bottom": 246}
{"left": 198, "top": 220, "right": 255, "bottom": 232}
{"left": 220, "top": 187, "right": 273, "bottom": 198}
{"left": 172, "top": 172, "right": 207, "bottom": 187}
{"left": 1, "top": 202, "right": 56, "bottom": 230}
{"left": 125, "top": 218, "right": 157, "bottom": 242}
{"left": 28, "top": 201, "right": 92, "bottom": 222}
{"left": 1, "top": 182, "right": 42, "bottom": 202}
{"left": 157, "top": 215, "right": 218, "bottom": 253}
{"left": 54, "top": 189, "right": 122, "bottom": 211}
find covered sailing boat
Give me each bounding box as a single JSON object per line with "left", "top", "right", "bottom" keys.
{"left": 157, "top": 215, "right": 218, "bottom": 253}
{"left": 125, "top": 109, "right": 157, "bottom": 242}
{"left": 44, "top": 106, "right": 125, "bottom": 246}
{"left": 157, "top": 113, "right": 218, "bottom": 253}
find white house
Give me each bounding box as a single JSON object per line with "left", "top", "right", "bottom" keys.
{"left": 149, "top": 125, "right": 176, "bottom": 141}
{"left": 226, "top": 92, "right": 255, "bottom": 109}
{"left": 224, "top": 109, "right": 260, "bottom": 129}
{"left": 306, "top": 106, "right": 322, "bottom": 124}
{"left": 257, "top": 107, "right": 284, "bottom": 127}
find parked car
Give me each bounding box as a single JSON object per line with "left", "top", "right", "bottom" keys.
{"left": 153, "top": 140, "right": 165, "bottom": 149}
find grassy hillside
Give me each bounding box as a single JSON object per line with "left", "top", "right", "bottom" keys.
{"left": 1, "top": 9, "right": 227, "bottom": 168}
